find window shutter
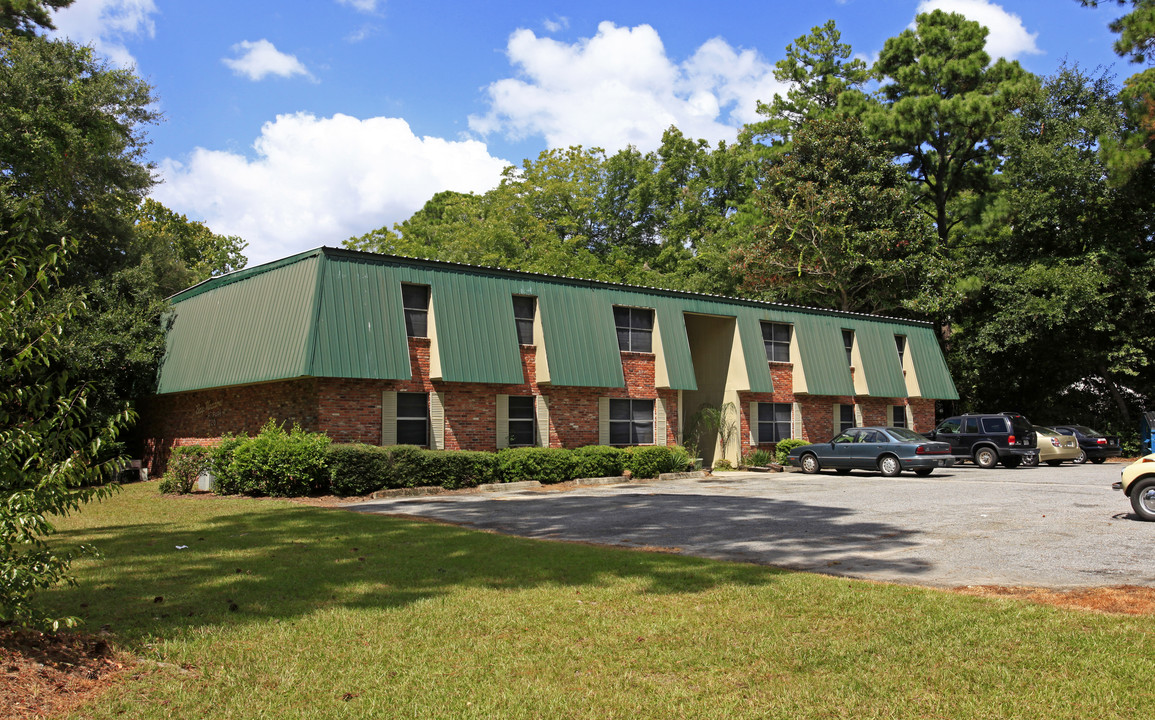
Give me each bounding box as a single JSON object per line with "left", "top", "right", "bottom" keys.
{"left": 381, "top": 391, "right": 397, "bottom": 445}
{"left": 496, "top": 394, "right": 509, "bottom": 449}
{"left": 832, "top": 404, "right": 840, "bottom": 437}
{"left": 854, "top": 403, "right": 864, "bottom": 426}
{"left": 887, "top": 404, "right": 896, "bottom": 427}
{"left": 536, "top": 395, "right": 550, "bottom": 447}
{"left": 598, "top": 397, "right": 610, "bottom": 446}
{"left": 430, "top": 391, "right": 445, "bottom": 450}
{"left": 791, "top": 402, "right": 802, "bottom": 440}
{"left": 749, "top": 402, "right": 759, "bottom": 445}
{"left": 655, "top": 397, "right": 667, "bottom": 446}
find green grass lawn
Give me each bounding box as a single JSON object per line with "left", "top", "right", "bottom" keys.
{"left": 42, "top": 481, "right": 1154, "bottom": 719}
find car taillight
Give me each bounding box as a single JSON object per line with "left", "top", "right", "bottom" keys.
{"left": 1008, "top": 435, "right": 1016, "bottom": 444}
{"left": 1097, "top": 438, "right": 1107, "bottom": 445}
{"left": 1050, "top": 438, "right": 1061, "bottom": 448}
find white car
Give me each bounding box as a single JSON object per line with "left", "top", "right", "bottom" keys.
{"left": 1113, "top": 453, "right": 1155, "bottom": 521}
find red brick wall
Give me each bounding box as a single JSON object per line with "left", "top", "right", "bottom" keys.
{"left": 141, "top": 339, "right": 932, "bottom": 473}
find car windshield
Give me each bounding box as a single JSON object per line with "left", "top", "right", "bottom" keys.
{"left": 1066, "top": 425, "right": 1099, "bottom": 435}
{"left": 886, "top": 428, "right": 925, "bottom": 442}
{"left": 1034, "top": 426, "right": 1059, "bottom": 436}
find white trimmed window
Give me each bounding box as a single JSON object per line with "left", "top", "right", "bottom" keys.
{"left": 513, "top": 296, "right": 535, "bottom": 345}
{"left": 397, "top": 392, "right": 430, "bottom": 446}
{"left": 842, "top": 329, "right": 855, "bottom": 367}
{"left": 890, "top": 404, "right": 909, "bottom": 429}
{"left": 834, "top": 404, "right": 856, "bottom": 435}
{"left": 607, "top": 398, "right": 654, "bottom": 445}
{"left": 508, "top": 396, "right": 536, "bottom": 446}
{"left": 402, "top": 284, "right": 430, "bottom": 338}
{"left": 757, "top": 403, "right": 792, "bottom": 444}
{"left": 762, "top": 322, "right": 792, "bottom": 363}
{"left": 613, "top": 306, "right": 653, "bottom": 353}
{"left": 895, "top": 335, "right": 907, "bottom": 366}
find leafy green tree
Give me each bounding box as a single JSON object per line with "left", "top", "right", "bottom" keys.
{"left": 951, "top": 65, "right": 1155, "bottom": 426}
{"left": 861, "top": 10, "right": 1038, "bottom": 247}
{"left": 742, "top": 20, "right": 869, "bottom": 148}
{"left": 0, "top": 0, "right": 72, "bottom": 36}
{"left": 1080, "top": 1, "right": 1155, "bottom": 174}
{"left": 1, "top": 196, "right": 128, "bottom": 630}
{"left": 735, "top": 115, "right": 938, "bottom": 314}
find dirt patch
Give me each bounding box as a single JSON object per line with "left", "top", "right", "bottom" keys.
{"left": 0, "top": 627, "right": 126, "bottom": 720}
{"left": 953, "top": 584, "right": 1155, "bottom": 615}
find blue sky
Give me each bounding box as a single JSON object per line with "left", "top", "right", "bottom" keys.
{"left": 50, "top": 0, "right": 1129, "bottom": 265}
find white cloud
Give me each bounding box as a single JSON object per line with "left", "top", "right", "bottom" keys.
{"left": 223, "top": 40, "right": 313, "bottom": 82}
{"left": 50, "top": 0, "right": 157, "bottom": 67}
{"left": 916, "top": 0, "right": 1041, "bottom": 60}
{"left": 152, "top": 113, "right": 510, "bottom": 266}
{"left": 337, "top": 0, "right": 379, "bottom": 12}
{"left": 543, "top": 17, "right": 569, "bottom": 33}
{"left": 469, "top": 21, "right": 787, "bottom": 153}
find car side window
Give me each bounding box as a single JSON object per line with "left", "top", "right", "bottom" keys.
{"left": 861, "top": 430, "right": 883, "bottom": 443}
{"left": 937, "top": 418, "right": 960, "bottom": 434}
{"left": 962, "top": 417, "right": 979, "bottom": 433}
{"left": 833, "top": 431, "right": 857, "bottom": 444}
{"left": 981, "top": 417, "right": 1007, "bottom": 433}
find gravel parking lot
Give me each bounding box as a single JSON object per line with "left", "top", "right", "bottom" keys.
{"left": 347, "top": 462, "right": 1154, "bottom": 589}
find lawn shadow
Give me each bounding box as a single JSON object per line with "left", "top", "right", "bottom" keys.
{"left": 350, "top": 491, "right": 931, "bottom": 580}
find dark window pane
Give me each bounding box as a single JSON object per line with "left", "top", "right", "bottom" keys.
{"left": 843, "top": 330, "right": 854, "bottom": 365}
{"left": 609, "top": 422, "right": 631, "bottom": 445}
{"left": 774, "top": 324, "right": 792, "bottom": 343}
{"left": 633, "top": 422, "right": 654, "bottom": 444}
{"left": 516, "top": 318, "right": 534, "bottom": 345}
{"left": 405, "top": 309, "right": 428, "bottom": 338}
{"left": 616, "top": 327, "right": 631, "bottom": 352}
{"left": 509, "top": 421, "right": 535, "bottom": 446}
{"left": 402, "top": 284, "right": 429, "bottom": 310}
{"left": 632, "top": 400, "right": 653, "bottom": 423}
{"left": 962, "top": 417, "right": 979, "bottom": 433}
{"left": 981, "top": 417, "right": 1007, "bottom": 433}
{"left": 632, "top": 329, "right": 652, "bottom": 353}
{"left": 892, "top": 406, "right": 907, "bottom": 427}
{"left": 631, "top": 308, "right": 653, "bottom": 331}
{"left": 774, "top": 404, "right": 791, "bottom": 423}
{"left": 758, "top": 403, "right": 774, "bottom": 422}
{"left": 397, "top": 420, "right": 428, "bottom": 446}
{"left": 609, "top": 399, "right": 630, "bottom": 420}
{"left": 508, "top": 396, "right": 535, "bottom": 419}
{"left": 397, "top": 392, "right": 427, "bottom": 418}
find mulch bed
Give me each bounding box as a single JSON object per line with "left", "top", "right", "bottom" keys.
{"left": 0, "top": 626, "right": 125, "bottom": 720}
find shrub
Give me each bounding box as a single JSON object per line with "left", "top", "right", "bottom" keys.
{"left": 774, "top": 439, "right": 812, "bottom": 466}
{"left": 624, "top": 446, "right": 688, "bottom": 478}
{"left": 423, "top": 450, "right": 497, "bottom": 489}
{"left": 158, "top": 446, "right": 211, "bottom": 494}
{"left": 712, "top": 457, "right": 734, "bottom": 471}
{"left": 497, "top": 447, "right": 575, "bottom": 484}
{"left": 387, "top": 445, "right": 427, "bottom": 488}
{"left": 210, "top": 433, "right": 248, "bottom": 495}
{"left": 328, "top": 444, "right": 392, "bottom": 496}
{"left": 742, "top": 449, "right": 776, "bottom": 468}
{"left": 571, "top": 445, "right": 626, "bottom": 478}
{"left": 225, "top": 421, "right": 331, "bottom": 497}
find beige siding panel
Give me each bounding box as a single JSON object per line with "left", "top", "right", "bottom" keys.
{"left": 854, "top": 404, "right": 864, "bottom": 426}
{"left": 430, "top": 391, "right": 445, "bottom": 450}
{"left": 750, "top": 402, "right": 759, "bottom": 445}
{"left": 655, "top": 397, "right": 667, "bottom": 446}
{"left": 792, "top": 402, "right": 802, "bottom": 439}
{"left": 536, "top": 395, "right": 550, "bottom": 447}
{"left": 496, "top": 394, "right": 509, "bottom": 449}
{"left": 381, "top": 391, "right": 397, "bottom": 446}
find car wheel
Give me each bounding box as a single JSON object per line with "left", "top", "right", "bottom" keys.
{"left": 835, "top": 468, "right": 852, "bottom": 475}
{"left": 878, "top": 455, "right": 902, "bottom": 477}
{"left": 1073, "top": 449, "right": 1087, "bottom": 464}
{"left": 974, "top": 447, "right": 997, "bottom": 469}
{"left": 914, "top": 468, "right": 933, "bottom": 477}
{"left": 800, "top": 453, "right": 820, "bottom": 475}
{"left": 1091, "top": 457, "right": 1106, "bottom": 464}
{"left": 1001, "top": 457, "right": 1021, "bottom": 469}
{"left": 1022, "top": 453, "right": 1038, "bottom": 468}
{"left": 1130, "top": 478, "right": 1155, "bottom": 521}
{"left": 1045, "top": 460, "right": 1063, "bottom": 467}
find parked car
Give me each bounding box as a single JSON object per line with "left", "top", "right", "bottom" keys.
{"left": 1049, "top": 424, "right": 1121, "bottom": 464}
{"left": 1112, "top": 453, "right": 1155, "bottom": 521}
{"left": 787, "top": 427, "right": 955, "bottom": 477}
{"left": 1027, "top": 426, "right": 1081, "bottom": 467}
{"left": 923, "top": 413, "right": 1039, "bottom": 469}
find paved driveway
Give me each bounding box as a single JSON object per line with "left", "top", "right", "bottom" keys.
{"left": 346, "top": 463, "right": 1154, "bottom": 589}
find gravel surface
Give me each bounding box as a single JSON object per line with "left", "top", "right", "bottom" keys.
{"left": 346, "top": 462, "right": 1154, "bottom": 589}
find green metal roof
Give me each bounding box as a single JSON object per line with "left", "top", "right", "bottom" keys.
{"left": 157, "top": 247, "right": 957, "bottom": 400}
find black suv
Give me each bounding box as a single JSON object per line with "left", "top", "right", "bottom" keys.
{"left": 1049, "top": 425, "right": 1121, "bottom": 464}
{"left": 924, "top": 413, "right": 1039, "bottom": 469}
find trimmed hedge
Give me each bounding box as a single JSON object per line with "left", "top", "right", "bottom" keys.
{"left": 422, "top": 450, "right": 498, "bottom": 489}
{"left": 774, "top": 438, "right": 811, "bottom": 466}
{"left": 571, "top": 445, "right": 626, "bottom": 478}
{"left": 328, "top": 443, "right": 392, "bottom": 496}
{"left": 624, "top": 446, "right": 690, "bottom": 478}
{"left": 210, "top": 421, "right": 331, "bottom": 497}
{"left": 496, "top": 447, "right": 575, "bottom": 484}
